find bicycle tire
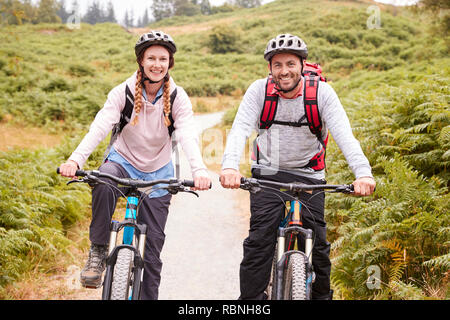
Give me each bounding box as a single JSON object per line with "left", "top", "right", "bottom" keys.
{"left": 110, "top": 248, "right": 134, "bottom": 300}
{"left": 284, "top": 253, "right": 307, "bottom": 300}
{"left": 267, "top": 245, "right": 277, "bottom": 300}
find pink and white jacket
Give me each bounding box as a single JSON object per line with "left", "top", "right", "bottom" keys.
{"left": 69, "top": 71, "right": 208, "bottom": 178}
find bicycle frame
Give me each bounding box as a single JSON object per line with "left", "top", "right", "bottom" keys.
{"left": 58, "top": 168, "right": 201, "bottom": 300}
{"left": 238, "top": 177, "right": 353, "bottom": 300}
{"left": 273, "top": 197, "right": 314, "bottom": 300}
{"left": 102, "top": 190, "right": 147, "bottom": 300}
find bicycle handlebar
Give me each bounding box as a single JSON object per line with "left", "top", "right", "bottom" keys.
{"left": 239, "top": 177, "right": 354, "bottom": 194}
{"left": 56, "top": 167, "right": 200, "bottom": 189}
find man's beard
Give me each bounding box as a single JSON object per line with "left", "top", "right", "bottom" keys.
{"left": 273, "top": 74, "right": 302, "bottom": 93}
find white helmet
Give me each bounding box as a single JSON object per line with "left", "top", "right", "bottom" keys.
{"left": 264, "top": 34, "right": 308, "bottom": 61}
{"left": 135, "top": 30, "right": 177, "bottom": 59}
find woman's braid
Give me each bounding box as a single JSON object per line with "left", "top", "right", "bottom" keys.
{"left": 131, "top": 69, "right": 143, "bottom": 126}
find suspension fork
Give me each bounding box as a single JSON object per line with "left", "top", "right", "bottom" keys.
{"left": 274, "top": 199, "right": 314, "bottom": 299}
{"left": 103, "top": 191, "right": 148, "bottom": 299}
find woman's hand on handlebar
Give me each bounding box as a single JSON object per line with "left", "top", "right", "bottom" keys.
{"left": 192, "top": 170, "right": 212, "bottom": 191}
{"left": 220, "top": 168, "right": 242, "bottom": 189}
{"left": 58, "top": 160, "right": 79, "bottom": 179}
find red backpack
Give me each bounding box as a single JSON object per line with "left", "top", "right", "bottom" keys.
{"left": 253, "top": 62, "right": 328, "bottom": 171}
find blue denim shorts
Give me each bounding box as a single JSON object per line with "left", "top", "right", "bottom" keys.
{"left": 106, "top": 147, "right": 174, "bottom": 198}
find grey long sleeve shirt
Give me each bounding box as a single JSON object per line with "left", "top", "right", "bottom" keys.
{"left": 222, "top": 77, "right": 373, "bottom": 181}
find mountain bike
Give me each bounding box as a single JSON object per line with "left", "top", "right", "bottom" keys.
{"left": 239, "top": 177, "right": 354, "bottom": 300}
{"left": 57, "top": 168, "right": 203, "bottom": 300}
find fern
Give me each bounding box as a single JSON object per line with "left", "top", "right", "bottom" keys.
{"left": 328, "top": 66, "right": 449, "bottom": 299}
{"left": 0, "top": 136, "right": 97, "bottom": 290}
{"left": 423, "top": 253, "right": 450, "bottom": 270}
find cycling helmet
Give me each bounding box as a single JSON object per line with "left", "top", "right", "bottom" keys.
{"left": 264, "top": 34, "right": 308, "bottom": 61}
{"left": 135, "top": 30, "right": 177, "bottom": 59}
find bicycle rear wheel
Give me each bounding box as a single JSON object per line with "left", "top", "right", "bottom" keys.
{"left": 110, "top": 248, "right": 134, "bottom": 300}
{"left": 284, "top": 253, "right": 307, "bottom": 300}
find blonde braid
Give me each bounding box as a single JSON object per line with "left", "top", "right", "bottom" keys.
{"left": 132, "top": 69, "right": 143, "bottom": 126}
{"left": 163, "top": 77, "right": 171, "bottom": 127}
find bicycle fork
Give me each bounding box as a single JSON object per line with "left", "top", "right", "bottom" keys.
{"left": 274, "top": 200, "right": 314, "bottom": 300}
{"left": 102, "top": 194, "right": 148, "bottom": 300}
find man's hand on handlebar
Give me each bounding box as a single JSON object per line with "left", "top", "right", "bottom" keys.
{"left": 352, "top": 176, "right": 376, "bottom": 196}
{"left": 219, "top": 168, "right": 243, "bottom": 189}
{"left": 192, "top": 170, "right": 212, "bottom": 191}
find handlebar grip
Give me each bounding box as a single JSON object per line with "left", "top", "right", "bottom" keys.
{"left": 183, "top": 180, "right": 195, "bottom": 187}
{"left": 56, "top": 167, "right": 86, "bottom": 177}
{"left": 75, "top": 170, "right": 86, "bottom": 177}
{"left": 183, "top": 180, "right": 212, "bottom": 189}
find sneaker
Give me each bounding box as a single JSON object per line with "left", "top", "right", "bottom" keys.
{"left": 80, "top": 244, "right": 108, "bottom": 288}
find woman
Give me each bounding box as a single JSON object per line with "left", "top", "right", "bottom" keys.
{"left": 59, "top": 31, "right": 211, "bottom": 299}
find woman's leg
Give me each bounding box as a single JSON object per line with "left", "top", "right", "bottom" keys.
{"left": 136, "top": 193, "right": 172, "bottom": 300}
{"left": 81, "top": 161, "right": 130, "bottom": 288}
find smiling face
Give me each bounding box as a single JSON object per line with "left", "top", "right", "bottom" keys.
{"left": 139, "top": 45, "right": 171, "bottom": 82}
{"left": 270, "top": 52, "right": 303, "bottom": 93}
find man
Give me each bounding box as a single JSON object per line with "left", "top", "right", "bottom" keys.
{"left": 220, "top": 34, "right": 376, "bottom": 300}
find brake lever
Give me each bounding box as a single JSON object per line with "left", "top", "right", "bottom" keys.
{"left": 240, "top": 179, "right": 261, "bottom": 194}
{"left": 167, "top": 184, "right": 200, "bottom": 197}
{"left": 67, "top": 179, "right": 83, "bottom": 185}
{"left": 184, "top": 189, "right": 199, "bottom": 197}
{"left": 334, "top": 185, "right": 354, "bottom": 194}
{"left": 66, "top": 175, "right": 102, "bottom": 187}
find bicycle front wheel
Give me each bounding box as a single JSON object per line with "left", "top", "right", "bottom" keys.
{"left": 110, "top": 248, "right": 134, "bottom": 300}
{"left": 267, "top": 244, "right": 277, "bottom": 300}
{"left": 284, "top": 253, "right": 307, "bottom": 300}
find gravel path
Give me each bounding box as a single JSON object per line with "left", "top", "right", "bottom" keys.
{"left": 159, "top": 112, "right": 249, "bottom": 299}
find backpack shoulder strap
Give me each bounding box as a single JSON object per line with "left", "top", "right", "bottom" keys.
{"left": 167, "top": 87, "right": 178, "bottom": 137}
{"left": 102, "top": 84, "right": 135, "bottom": 162}
{"left": 119, "top": 84, "right": 135, "bottom": 132}
{"left": 303, "top": 74, "right": 325, "bottom": 147}
{"left": 259, "top": 76, "right": 278, "bottom": 129}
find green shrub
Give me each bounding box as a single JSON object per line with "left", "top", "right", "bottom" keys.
{"left": 208, "top": 24, "right": 242, "bottom": 54}
{"left": 43, "top": 78, "right": 71, "bottom": 92}
{"left": 68, "top": 63, "right": 95, "bottom": 77}
{"left": 364, "top": 33, "right": 384, "bottom": 47}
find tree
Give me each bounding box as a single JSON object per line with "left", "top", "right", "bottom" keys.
{"left": 200, "top": 0, "right": 211, "bottom": 15}
{"left": 419, "top": 0, "right": 450, "bottom": 10}
{"left": 123, "top": 9, "right": 134, "bottom": 27}
{"left": 21, "top": 0, "right": 37, "bottom": 23}
{"left": 36, "top": 0, "right": 61, "bottom": 23}
{"left": 57, "top": 0, "right": 70, "bottom": 23}
{"left": 152, "top": 0, "right": 174, "bottom": 21}
{"left": 418, "top": 0, "right": 450, "bottom": 34}
{"left": 234, "top": 0, "right": 261, "bottom": 8}
{"left": 83, "top": 0, "right": 103, "bottom": 24}
{"left": 105, "top": 1, "right": 116, "bottom": 23}
{"left": 0, "top": 0, "right": 25, "bottom": 25}
{"left": 140, "top": 7, "right": 150, "bottom": 26}
{"left": 174, "top": 0, "right": 200, "bottom": 16}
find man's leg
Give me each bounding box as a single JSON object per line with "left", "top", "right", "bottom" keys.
{"left": 239, "top": 171, "right": 285, "bottom": 300}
